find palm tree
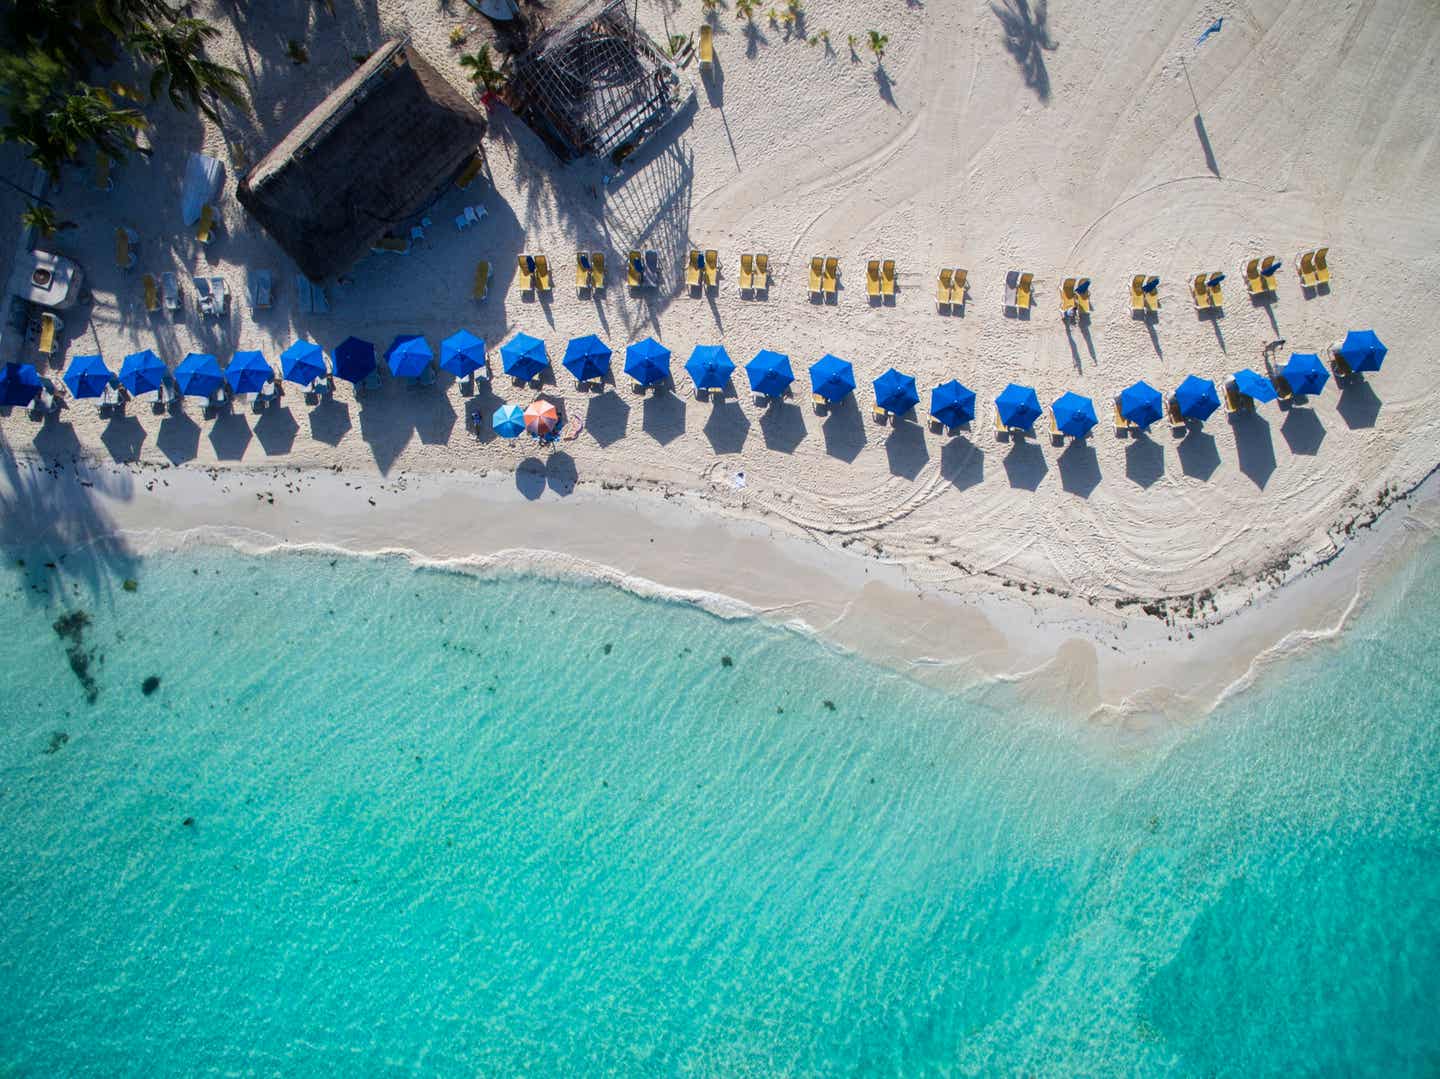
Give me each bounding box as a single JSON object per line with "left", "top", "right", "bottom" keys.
{"left": 0, "top": 52, "right": 146, "bottom": 178}
{"left": 94, "top": 0, "right": 177, "bottom": 37}
{"left": 867, "top": 30, "right": 889, "bottom": 62}
{"left": 22, "top": 203, "right": 77, "bottom": 239}
{"left": 459, "top": 45, "right": 507, "bottom": 95}
{"left": 128, "top": 17, "right": 249, "bottom": 123}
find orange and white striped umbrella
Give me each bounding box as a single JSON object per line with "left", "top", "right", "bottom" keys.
{"left": 524, "top": 399, "right": 558, "bottom": 435}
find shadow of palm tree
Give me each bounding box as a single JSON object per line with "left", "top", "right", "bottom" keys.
{"left": 991, "top": 0, "right": 1056, "bottom": 102}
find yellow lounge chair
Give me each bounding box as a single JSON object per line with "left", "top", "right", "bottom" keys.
{"left": 473, "top": 260, "right": 490, "bottom": 300}
{"left": 808, "top": 256, "right": 823, "bottom": 294}
{"left": 590, "top": 252, "right": 604, "bottom": 288}
{"left": 195, "top": 204, "right": 215, "bottom": 244}
{"left": 1296, "top": 250, "right": 1318, "bottom": 287}
{"left": 1329, "top": 348, "right": 1353, "bottom": 379}
{"left": 1221, "top": 381, "right": 1251, "bottom": 413}
{"left": 576, "top": 252, "right": 591, "bottom": 290}
{"left": 739, "top": 253, "right": 754, "bottom": 290}
{"left": 951, "top": 268, "right": 967, "bottom": 305}
{"left": 1207, "top": 273, "right": 1224, "bottom": 308}
{"left": 114, "top": 228, "right": 135, "bottom": 270}
{"left": 93, "top": 152, "right": 112, "bottom": 192}
{"left": 1060, "top": 277, "right": 1078, "bottom": 313}
{"left": 534, "top": 255, "right": 551, "bottom": 291}
{"left": 1113, "top": 398, "right": 1135, "bottom": 433}
{"left": 881, "top": 259, "right": 896, "bottom": 297}
{"left": 1166, "top": 395, "right": 1187, "bottom": 430}
{"left": 1313, "top": 246, "right": 1330, "bottom": 286}
{"left": 937, "top": 268, "right": 954, "bottom": 306}
{"left": 37, "top": 313, "right": 59, "bottom": 356}
{"left": 1074, "top": 278, "right": 1091, "bottom": 314}
{"left": 1143, "top": 276, "right": 1160, "bottom": 312}
{"left": 1274, "top": 375, "right": 1294, "bottom": 402}
{"left": 1130, "top": 275, "right": 1146, "bottom": 314}
{"left": 866, "top": 260, "right": 881, "bottom": 299}
{"left": 812, "top": 393, "right": 828, "bottom": 410}
{"left": 628, "top": 250, "right": 644, "bottom": 287}
{"left": 873, "top": 402, "right": 889, "bottom": 423}
{"left": 823, "top": 257, "right": 838, "bottom": 294}
{"left": 1049, "top": 409, "right": 1064, "bottom": 443}
{"left": 516, "top": 254, "right": 536, "bottom": 291}
{"left": 1016, "top": 272, "right": 1033, "bottom": 310}
{"left": 754, "top": 253, "right": 768, "bottom": 289}
{"left": 698, "top": 25, "right": 714, "bottom": 65}
{"left": 1192, "top": 273, "right": 1212, "bottom": 310}
{"left": 686, "top": 249, "right": 702, "bottom": 288}
{"left": 455, "top": 152, "right": 484, "bottom": 190}
{"left": 1243, "top": 257, "right": 1264, "bottom": 295}
{"left": 1259, "top": 255, "right": 1281, "bottom": 292}
{"left": 143, "top": 273, "right": 158, "bottom": 312}
{"left": 704, "top": 249, "right": 718, "bottom": 287}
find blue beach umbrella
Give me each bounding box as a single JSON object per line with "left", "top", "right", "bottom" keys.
{"left": 929, "top": 380, "right": 976, "bottom": 428}
{"left": 1336, "top": 329, "right": 1386, "bottom": 373}
{"left": 227, "top": 350, "right": 273, "bottom": 395}
{"left": 1280, "top": 352, "right": 1329, "bottom": 397}
{"left": 500, "top": 333, "right": 548, "bottom": 381}
{"left": 63, "top": 354, "right": 112, "bottom": 399}
{"left": 685, "top": 344, "right": 734, "bottom": 390}
{"left": 1173, "top": 374, "right": 1220, "bottom": 421}
{"left": 492, "top": 403, "right": 524, "bottom": 438}
{"left": 0, "top": 362, "right": 42, "bottom": 407}
{"left": 1232, "top": 368, "right": 1277, "bottom": 403}
{"left": 809, "top": 353, "right": 856, "bottom": 402}
{"left": 440, "top": 330, "right": 486, "bottom": 379}
{"left": 174, "top": 353, "right": 224, "bottom": 398}
{"left": 120, "top": 349, "right": 166, "bottom": 396}
{"left": 873, "top": 367, "right": 919, "bottom": 415}
{"left": 386, "top": 335, "right": 434, "bottom": 379}
{"left": 281, "top": 340, "right": 326, "bottom": 386}
{"left": 1119, "top": 379, "right": 1164, "bottom": 428}
{"left": 1052, "top": 391, "right": 1098, "bottom": 437}
{"left": 996, "top": 383, "right": 1042, "bottom": 430}
{"left": 745, "top": 349, "right": 794, "bottom": 397}
{"left": 624, "top": 337, "right": 671, "bottom": 386}
{"left": 562, "top": 333, "right": 612, "bottom": 382}
{"left": 333, "top": 337, "right": 377, "bottom": 384}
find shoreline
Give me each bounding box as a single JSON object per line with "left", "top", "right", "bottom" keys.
{"left": 5, "top": 448, "right": 1436, "bottom": 721}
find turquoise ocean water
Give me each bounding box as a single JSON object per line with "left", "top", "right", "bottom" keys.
{"left": 1, "top": 539, "right": 1437, "bottom": 1076}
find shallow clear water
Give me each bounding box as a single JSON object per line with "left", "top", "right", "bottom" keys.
{"left": 1, "top": 540, "right": 1437, "bottom": 1076}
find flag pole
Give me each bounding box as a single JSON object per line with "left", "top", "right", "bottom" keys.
{"left": 1180, "top": 56, "right": 1200, "bottom": 112}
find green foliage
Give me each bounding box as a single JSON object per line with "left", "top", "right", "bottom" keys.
{"left": 734, "top": 0, "right": 756, "bottom": 19}
{"left": 22, "top": 202, "right": 77, "bottom": 239}
{"left": 867, "top": 29, "right": 889, "bottom": 61}
{"left": 0, "top": 52, "right": 147, "bottom": 178}
{"left": 667, "top": 33, "right": 688, "bottom": 57}
{"left": 286, "top": 40, "right": 310, "bottom": 64}
{"left": 128, "top": 17, "right": 249, "bottom": 123}
{"left": 449, "top": 26, "right": 468, "bottom": 46}
{"left": 460, "top": 44, "right": 507, "bottom": 94}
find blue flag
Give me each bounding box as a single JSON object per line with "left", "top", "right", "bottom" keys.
{"left": 1196, "top": 17, "right": 1223, "bottom": 46}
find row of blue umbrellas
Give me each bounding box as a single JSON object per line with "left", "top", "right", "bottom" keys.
{"left": 2, "top": 329, "right": 1387, "bottom": 413}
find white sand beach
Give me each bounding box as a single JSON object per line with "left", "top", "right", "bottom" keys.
{"left": 3, "top": 0, "right": 1440, "bottom": 711}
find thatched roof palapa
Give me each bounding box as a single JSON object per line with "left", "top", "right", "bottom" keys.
{"left": 237, "top": 39, "right": 486, "bottom": 281}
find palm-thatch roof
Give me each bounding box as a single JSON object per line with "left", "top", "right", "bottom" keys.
{"left": 237, "top": 39, "right": 485, "bottom": 281}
